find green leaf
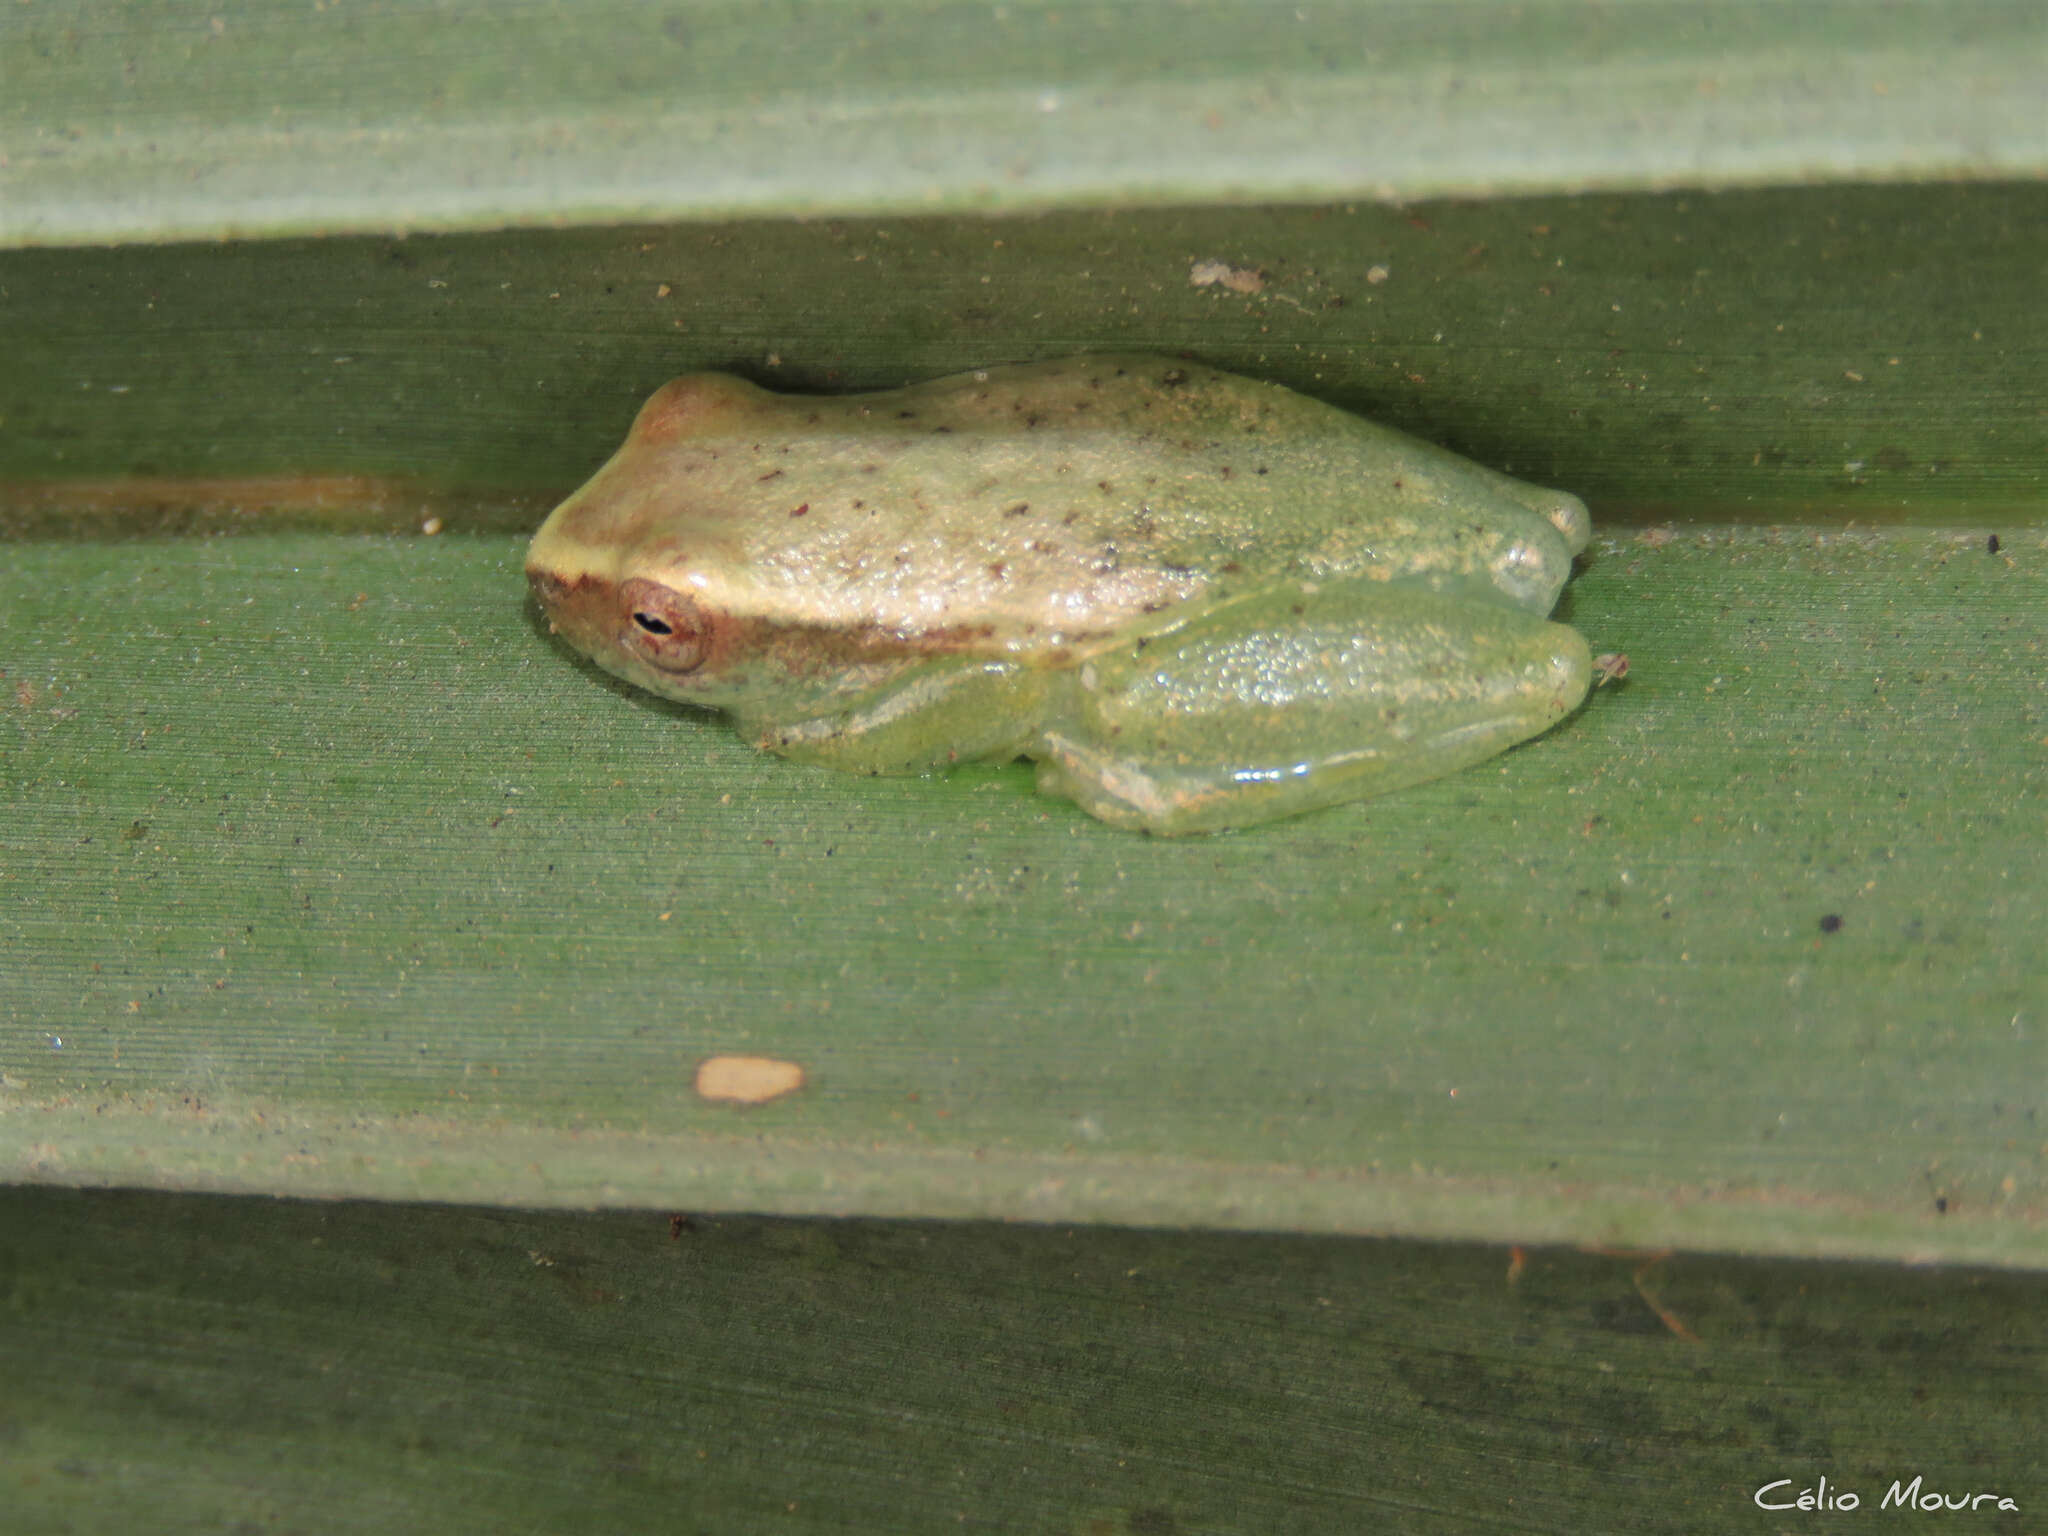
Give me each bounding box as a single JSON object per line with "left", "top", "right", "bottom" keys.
{"left": 5, "top": 518, "right": 2041, "bottom": 1264}
{"left": 6, "top": 188, "right": 2045, "bottom": 522}
{"left": 7, "top": 1188, "right": 2045, "bottom": 1532}
{"left": 6, "top": 0, "right": 2044, "bottom": 246}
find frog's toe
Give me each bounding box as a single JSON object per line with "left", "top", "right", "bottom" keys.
{"left": 1539, "top": 491, "right": 1592, "bottom": 555}
{"left": 1540, "top": 624, "right": 1594, "bottom": 716}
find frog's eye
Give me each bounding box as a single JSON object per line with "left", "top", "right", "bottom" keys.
{"left": 618, "top": 577, "right": 710, "bottom": 674}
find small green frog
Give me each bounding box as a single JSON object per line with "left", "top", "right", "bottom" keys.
{"left": 527, "top": 355, "right": 1594, "bottom": 833}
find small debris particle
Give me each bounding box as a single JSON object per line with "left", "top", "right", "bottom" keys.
{"left": 420, "top": 516, "right": 444, "bottom": 536}
{"left": 1188, "top": 260, "right": 1266, "bottom": 295}
{"left": 1818, "top": 913, "right": 1843, "bottom": 934}
{"left": 1987, "top": 533, "right": 2001, "bottom": 554}
{"left": 695, "top": 1055, "right": 806, "bottom": 1106}
{"left": 1592, "top": 653, "right": 1630, "bottom": 686}
{"left": 1365, "top": 264, "right": 1391, "bottom": 285}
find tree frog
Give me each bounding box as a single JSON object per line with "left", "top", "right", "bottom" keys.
{"left": 526, "top": 355, "right": 1594, "bottom": 834}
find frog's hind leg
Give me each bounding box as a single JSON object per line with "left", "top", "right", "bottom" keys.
{"left": 1032, "top": 585, "right": 1590, "bottom": 834}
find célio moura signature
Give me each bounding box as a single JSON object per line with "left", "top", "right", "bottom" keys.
{"left": 1755, "top": 1475, "right": 2020, "bottom": 1514}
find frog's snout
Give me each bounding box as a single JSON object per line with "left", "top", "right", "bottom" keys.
{"left": 526, "top": 565, "right": 617, "bottom": 660}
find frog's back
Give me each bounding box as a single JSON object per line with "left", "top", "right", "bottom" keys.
{"left": 575, "top": 355, "right": 1589, "bottom": 662}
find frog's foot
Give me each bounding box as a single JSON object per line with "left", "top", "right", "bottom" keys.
{"left": 1030, "top": 584, "right": 1591, "bottom": 834}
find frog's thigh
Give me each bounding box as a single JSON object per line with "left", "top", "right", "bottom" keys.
{"left": 1034, "top": 585, "right": 1591, "bottom": 834}
{"left": 738, "top": 661, "right": 1046, "bottom": 775}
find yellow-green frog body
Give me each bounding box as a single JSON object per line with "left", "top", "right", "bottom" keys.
{"left": 526, "top": 355, "right": 1592, "bottom": 833}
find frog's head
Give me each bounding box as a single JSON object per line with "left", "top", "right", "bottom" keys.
{"left": 525, "top": 376, "right": 784, "bottom": 707}
{"left": 528, "top": 490, "right": 782, "bottom": 708}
